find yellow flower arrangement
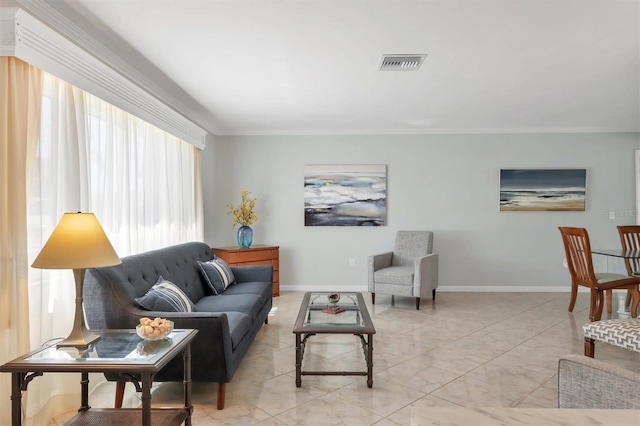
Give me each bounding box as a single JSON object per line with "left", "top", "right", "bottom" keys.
{"left": 226, "top": 190, "right": 258, "bottom": 228}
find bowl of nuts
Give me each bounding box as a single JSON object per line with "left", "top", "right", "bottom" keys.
{"left": 136, "top": 317, "right": 174, "bottom": 341}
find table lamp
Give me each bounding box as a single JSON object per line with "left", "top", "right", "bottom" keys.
{"left": 32, "top": 212, "right": 121, "bottom": 347}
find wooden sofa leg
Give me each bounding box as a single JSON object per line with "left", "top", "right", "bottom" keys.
{"left": 217, "top": 382, "right": 226, "bottom": 409}
{"left": 265, "top": 316, "right": 268, "bottom": 324}
{"left": 115, "top": 381, "right": 125, "bottom": 408}
{"left": 371, "top": 293, "right": 375, "bottom": 305}
{"left": 415, "top": 297, "right": 420, "bottom": 310}
{"left": 584, "top": 337, "right": 595, "bottom": 358}
{"left": 432, "top": 289, "right": 436, "bottom": 300}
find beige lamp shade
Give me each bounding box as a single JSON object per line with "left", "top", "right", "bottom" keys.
{"left": 32, "top": 212, "right": 121, "bottom": 269}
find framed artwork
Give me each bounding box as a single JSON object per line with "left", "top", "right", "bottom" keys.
{"left": 499, "top": 168, "right": 586, "bottom": 211}
{"left": 304, "top": 164, "right": 387, "bottom": 226}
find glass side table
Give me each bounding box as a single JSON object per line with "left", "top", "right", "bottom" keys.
{"left": 0, "top": 329, "right": 197, "bottom": 426}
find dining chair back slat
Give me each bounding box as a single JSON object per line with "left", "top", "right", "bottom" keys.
{"left": 560, "top": 227, "right": 597, "bottom": 287}
{"left": 616, "top": 225, "right": 640, "bottom": 313}
{"left": 617, "top": 225, "right": 640, "bottom": 275}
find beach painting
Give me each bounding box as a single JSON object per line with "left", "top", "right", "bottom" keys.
{"left": 304, "top": 164, "right": 387, "bottom": 226}
{"left": 499, "top": 169, "right": 586, "bottom": 211}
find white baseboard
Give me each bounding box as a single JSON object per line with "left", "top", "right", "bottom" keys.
{"left": 282, "top": 285, "right": 369, "bottom": 293}
{"left": 280, "top": 285, "right": 590, "bottom": 293}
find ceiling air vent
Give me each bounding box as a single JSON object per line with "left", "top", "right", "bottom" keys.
{"left": 379, "top": 54, "right": 426, "bottom": 71}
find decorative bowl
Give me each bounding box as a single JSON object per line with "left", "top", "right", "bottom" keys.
{"left": 136, "top": 319, "right": 174, "bottom": 341}
{"left": 327, "top": 293, "right": 341, "bottom": 305}
{"left": 136, "top": 338, "right": 172, "bottom": 355}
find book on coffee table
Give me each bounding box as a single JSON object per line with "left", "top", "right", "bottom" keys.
{"left": 321, "top": 307, "right": 345, "bottom": 315}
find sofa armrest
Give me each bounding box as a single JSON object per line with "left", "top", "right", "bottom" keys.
{"left": 111, "top": 308, "right": 234, "bottom": 364}
{"left": 231, "top": 265, "right": 273, "bottom": 283}
{"left": 368, "top": 252, "right": 393, "bottom": 292}
{"left": 558, "top": 354, "right": 640, "bottom": 409}
{"left": 414, "top": 253, "right": 438, "bottom": 298}
{"left": 96, "top": 309, "right": 236, "bottom": 383}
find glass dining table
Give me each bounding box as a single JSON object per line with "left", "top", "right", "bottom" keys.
{"left": 591, "top": 249, "right": 640, "bottom": 259}
{"left": 591, "top": 249, "right": 640, "bottom": 317}
{"left": 591, "top": 249, "right": 640, "bottom": 275}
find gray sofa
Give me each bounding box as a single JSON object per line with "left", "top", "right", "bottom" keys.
{"left": 558, "top": 354, "right": 640, "bottom": 409}
{"left": 84, "top": 241, "right": 273, "bottom": 409}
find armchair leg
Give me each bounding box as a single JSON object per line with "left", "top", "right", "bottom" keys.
{"left": 584, "top": 337, "right": 595, "bottom": 358}
{"left": 115, "top": 381, "right": 125, "bottom": 408}
{"left": 217, "top": 382, "right": 226, "bottom": 409}
{"left": 415, "top": 297, "right": 420, "bottom": 310}
{"left": 371, "top": 293, "right": 375, "bottom": 305}
{"left": 432, "top": 289, "right": 436, "bottom": 300}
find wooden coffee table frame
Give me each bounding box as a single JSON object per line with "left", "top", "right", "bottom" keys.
{"left": 292, "top": 292, "right": 376, "bottom": 388}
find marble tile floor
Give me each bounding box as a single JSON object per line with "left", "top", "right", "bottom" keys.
{"left": 52, "top": 291, "right": 640, "bottom": 425}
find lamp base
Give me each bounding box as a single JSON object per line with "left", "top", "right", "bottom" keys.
{"left": 56, "top": 268, "right": 102, "bottom": 348}
{"left": 56, "top": 332, "right": 100, "bottom": 348}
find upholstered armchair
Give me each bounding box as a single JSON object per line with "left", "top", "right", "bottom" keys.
{"left": 558, "top": 354, "right": 640, "bottom": 409}
{"left": 368, "top": 230, "right": 438, "bottom": 309}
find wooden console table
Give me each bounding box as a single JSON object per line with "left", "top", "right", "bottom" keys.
{"left": 212, "top": 245, "right": 280, "bottom": 296}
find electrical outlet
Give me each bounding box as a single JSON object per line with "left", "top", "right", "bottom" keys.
{"left": 349, "top": 259, "right": 355, "bottom": 267}
{"left": 562, "top": 258, "right": 568, "bottom": 268}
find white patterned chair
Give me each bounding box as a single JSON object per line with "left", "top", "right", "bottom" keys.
{"left": 582, "top": 279, "right": 640, "bottom": 358}
{"left": 368, "top": 230, "right": 438, "bottom": 310}
{"left": 583, "top": 318, "right": 640, "bottom": 357}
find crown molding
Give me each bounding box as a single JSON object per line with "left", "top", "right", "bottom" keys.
{"left": 217, "top": 127, "right": 639, "bottom": 136}
{"left": 2, "top": 4, "right": 209, "bottom": 148}
{"left": 0, "top": 8, "right": 16, "bottom": 55}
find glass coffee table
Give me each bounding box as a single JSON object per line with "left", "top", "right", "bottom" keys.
{"left": 292, "top": 292, "right": 376, "bottom": 388}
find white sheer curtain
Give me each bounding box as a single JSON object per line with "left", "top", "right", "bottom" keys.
{"left": 25, "top": 72, "right": 203, "bottom": 424}
{"left": 83, "top": 93, "right": 203, "bottom": 255}
{"left": 0, "top": 56, "right": 43, "bottom": 426}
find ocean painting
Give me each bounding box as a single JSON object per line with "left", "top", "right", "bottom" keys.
{"left": 304, "top": 164, "right": 387, "bottom": 226}
{"left": 499, "top": 169, "right": 586, "bottom": 211}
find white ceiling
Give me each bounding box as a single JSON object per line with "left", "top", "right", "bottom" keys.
{"left": 55, "top": 1, "right": 640, "bottom": 135}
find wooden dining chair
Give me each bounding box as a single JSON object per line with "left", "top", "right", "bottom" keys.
{"left": 616, "top": 225, "right": 640, "bottom": 314}
{"left": 558, "top": 227, "right": 640, "bottom": 319}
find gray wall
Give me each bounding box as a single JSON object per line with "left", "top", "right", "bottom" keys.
{"left": 201, "top": 132, "right": 640, "bottom": 291}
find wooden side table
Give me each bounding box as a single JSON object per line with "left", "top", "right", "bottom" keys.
{"left": 212, "top": 245, "right": 280, "bottom": 296}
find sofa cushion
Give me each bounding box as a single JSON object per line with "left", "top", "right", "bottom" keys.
{"left": 134, "top": 276, "right": 196, "bottom": 312}
{"left": 195, "top": 294, "right": 262, "bottom": 321}
{"left": 374, "top": 266, "right": 414, "bottom": 286}
{"left": 222, "top": 281, "right": 272, "bottom": 306}
{"left": 198, "top": 258, "right": 236, "bottom": 295}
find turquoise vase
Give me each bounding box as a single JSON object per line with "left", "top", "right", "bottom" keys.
{"left": 237, "top": 226, "right": 253, "bottom": 248}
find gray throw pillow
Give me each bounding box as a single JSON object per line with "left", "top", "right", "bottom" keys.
{"left": 134, "top": 276, "right": 196, "bottom": 312}
{"left": 197, "top": 258, "right": 236, "bottom": 295}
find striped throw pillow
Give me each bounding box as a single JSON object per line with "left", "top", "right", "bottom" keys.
{"left": 134, "top": 276, "right": 195, "bottom": 312}
{"left": 197, "top": 258, "right": 236, "bottom": 295}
